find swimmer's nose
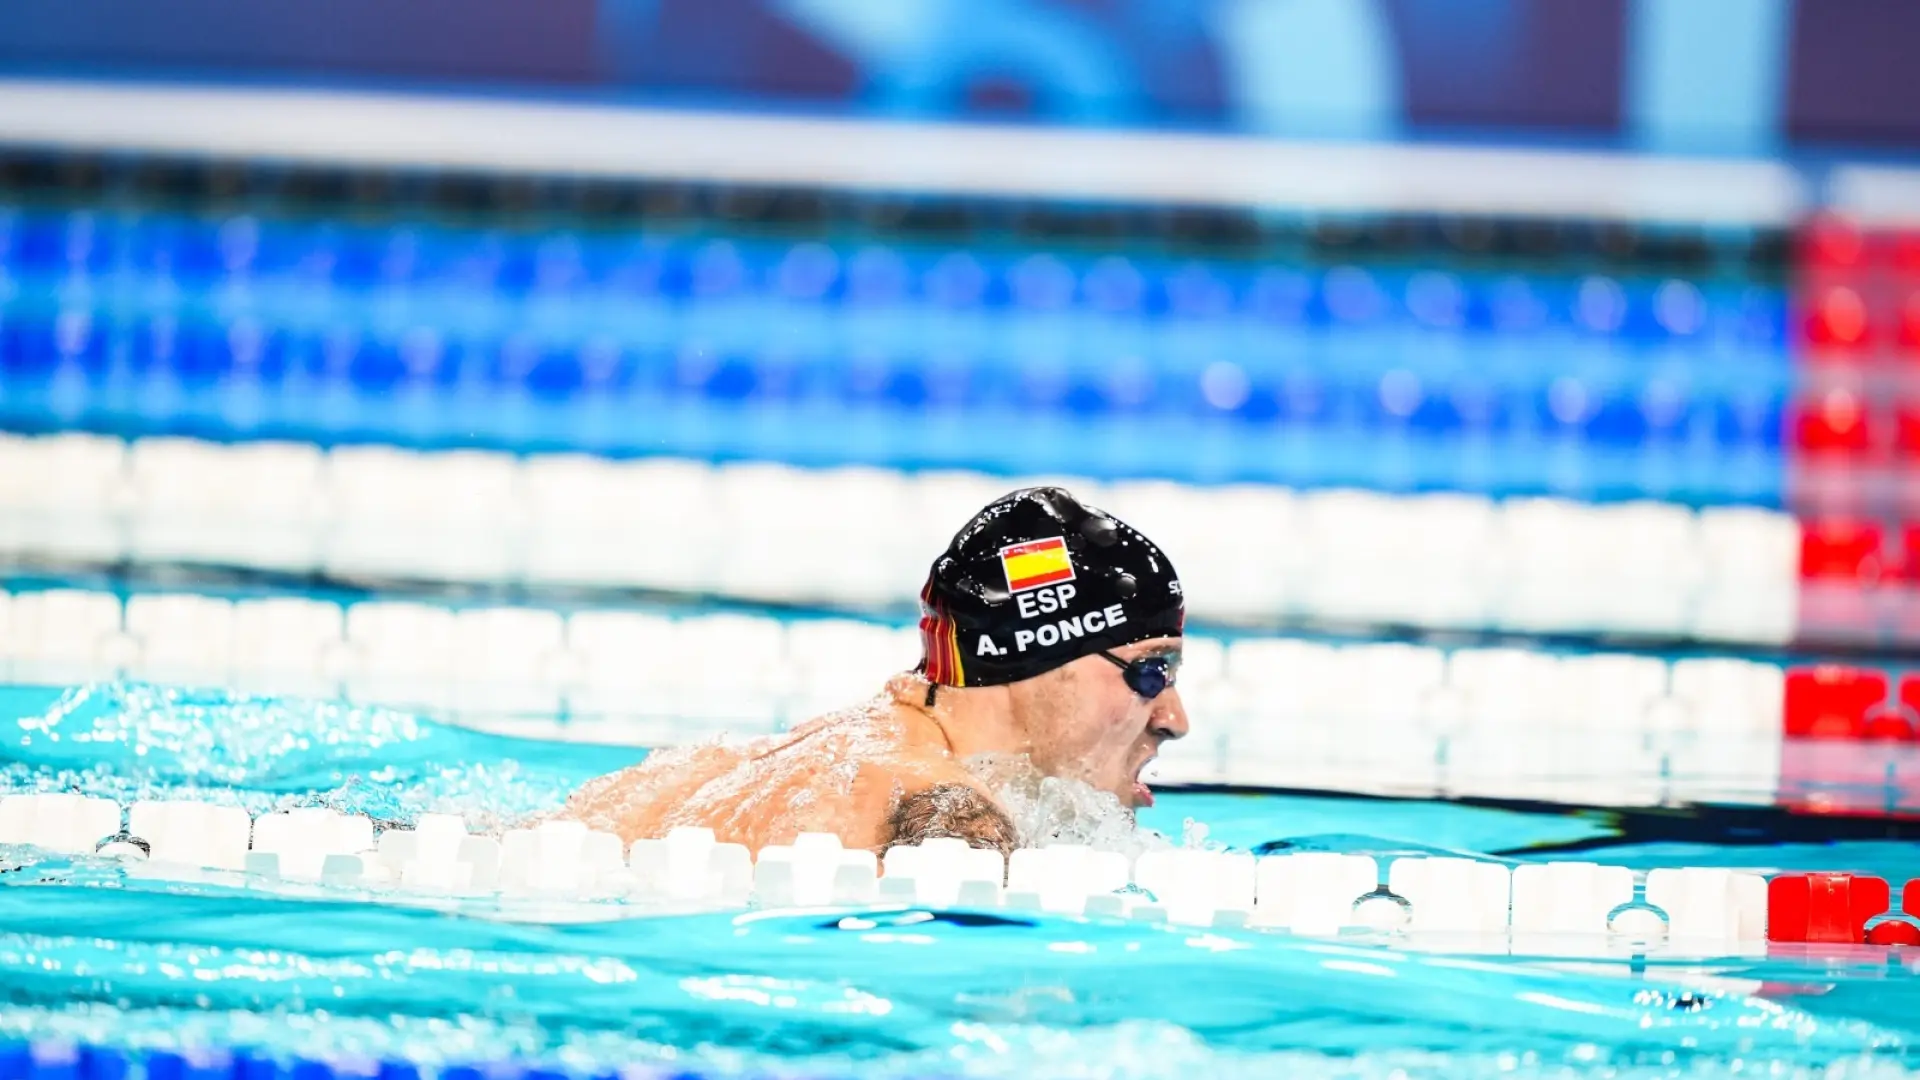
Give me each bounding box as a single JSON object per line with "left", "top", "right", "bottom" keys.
{"left": 1149, "top": 686, "right": 1190, "bottom": 743}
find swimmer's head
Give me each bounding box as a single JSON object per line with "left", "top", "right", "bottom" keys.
{"left": 916, "top": 486, "right": 1187, "bottom": 809}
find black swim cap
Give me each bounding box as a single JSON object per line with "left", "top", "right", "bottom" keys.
{"left": 917, "top": 486, "right": 1184, "bottom": 687}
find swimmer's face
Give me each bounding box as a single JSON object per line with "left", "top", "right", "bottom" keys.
{"left": 1008, "top": 637, "right": 1189, "bottom": 812}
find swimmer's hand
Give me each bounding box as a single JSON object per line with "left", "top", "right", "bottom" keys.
{"left": 887, "top": 783, "right": 1017, "bottom": 860}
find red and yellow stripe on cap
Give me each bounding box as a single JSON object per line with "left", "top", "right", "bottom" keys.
{"left": 999, "top": 536, "right": 1075, "bottom": 594}
{"left": 917, "top": 579, "right": 965, "bottom": 685}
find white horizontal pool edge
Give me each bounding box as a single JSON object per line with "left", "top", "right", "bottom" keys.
{"left": 0, "top": 77, "right": 1809, "bottom": 227}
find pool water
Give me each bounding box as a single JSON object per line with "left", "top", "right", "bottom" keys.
{"left": 5, "top": 681, "right": 1920, "bottom": 1080}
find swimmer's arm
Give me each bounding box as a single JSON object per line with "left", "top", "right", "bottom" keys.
{"left": 884, "top": 782, "right": 1018, "bottom": 860}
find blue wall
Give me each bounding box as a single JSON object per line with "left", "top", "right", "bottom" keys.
{"left": 2, "top": 0, "right": 1919, "bottom": 153}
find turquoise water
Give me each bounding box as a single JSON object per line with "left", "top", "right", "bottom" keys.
{"left": 5, "top": 682, "right": 1920, "bottom": 1079}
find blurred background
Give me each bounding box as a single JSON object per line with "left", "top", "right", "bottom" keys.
{"left": 0, "top": 0, "right": 1918, "bottom": 815}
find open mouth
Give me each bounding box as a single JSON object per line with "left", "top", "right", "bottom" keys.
{"left": 1131, "top": 758, "right": 1156, "bottom": 808}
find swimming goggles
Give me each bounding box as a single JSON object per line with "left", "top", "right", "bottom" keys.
{"left": 1097, "top": 651, "right": 1179, "bottom": 700}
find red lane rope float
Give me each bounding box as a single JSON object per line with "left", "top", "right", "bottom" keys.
{"left": 1768, "top": 873, "right": 1893, "bottom": 944}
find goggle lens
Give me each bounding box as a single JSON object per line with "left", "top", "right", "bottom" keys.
{"left": 1099, "top": 651, "right": 1178, "bottom": 700}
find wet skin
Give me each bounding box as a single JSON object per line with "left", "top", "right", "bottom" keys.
{"left": 560, "top": 637, "right": 1190, "bottom": 852}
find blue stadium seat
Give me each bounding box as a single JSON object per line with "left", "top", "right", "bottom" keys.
{"left": 14, "top": 214, "right": 109, "bottom": 275}
{"left": 1, "top": 311, "right": 107, "bottom": 377}
{"left": 1583, "top": 392, "right": 1653, "bottom": 445}
{"left": 1007, "top": 252, "right": 1077, "bottom": 311}
{"left": 697, "top": 355, "right": 761, "bottom": 402}
{"left": 345, "top": 337, "right": 411, "bottom": 392}
{"left": 1712, "top": 392, "right": 1787, "bottom": 449}
{"left": 1319, "top": 265, "right": 1397, "bottom": 328}
{"left": 1163, "top": 262, "right": 1237, "bottom": 322}
{"left": 922, "top": 251, "right": 995, "bottom": 309}
{"left": 768, "top": 242, "right": 843, "bottom": 303}
{"left": 844, "top": 246, "right": 911, "bottom": 306}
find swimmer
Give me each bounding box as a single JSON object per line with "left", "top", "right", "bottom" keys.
{"left": 561, "top": 486, "right": 1189, "bottom": 857}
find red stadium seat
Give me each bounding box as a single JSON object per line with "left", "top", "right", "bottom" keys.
{"left": 1793, "top": 390, "right": 1875, "bottom": 455}
{"left": 1784, "top": 665, "right": 1890, "bottom": 738}
{"left": 1803, "top": 286, "right": 1872, "bottom": 350}
{"left": 1899, "top": 293, "right": 1920, "bottom": 353}
{"left": 1894, "top": 232, "right": 1920, "bottom": 277}
{"left": 1897, "top": 408, "right": 1920, "bottom": 457}
{"left": 1801, "top": 216, "right": 1868, "bottom": 271}
{"left": 1899, "top": 525, "right": 1920, "bottom": 578}
{"left": 1799, "top": 520, "right": 1885, "bottom": 581}
{"left": 1901, "top": 675, "right": 1920, "bottom": 729}
{"left": 1886, "top": 533, "right": 1920, "bottom": 652}
{"left": 1769, "top": 873, "right": 1889, "bottom": 943}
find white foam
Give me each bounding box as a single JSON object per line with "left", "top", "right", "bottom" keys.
{"left": 966, "top": 752, "right": 1167, "bottom": 857}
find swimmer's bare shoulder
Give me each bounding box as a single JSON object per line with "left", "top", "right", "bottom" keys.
{"left": 560, "top": 737, "right": 756, "bottom": 838}
{"left": 557, "top": 700, "right": 1016, "bottom": 856}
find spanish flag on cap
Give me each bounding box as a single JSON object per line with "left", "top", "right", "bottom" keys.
{"left": 999, "top": 536, "right": 1075, "bottom": 593}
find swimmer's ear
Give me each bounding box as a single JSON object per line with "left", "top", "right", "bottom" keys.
{"left": 886, "top": 783, "right": 1017, "bottom": 863}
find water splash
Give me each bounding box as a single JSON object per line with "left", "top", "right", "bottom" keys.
{"left": 964, "top": 752, "right": 1171, "bottom": 856}
{"left": 0, "top": 682, "right": 641, "bottom": 829}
